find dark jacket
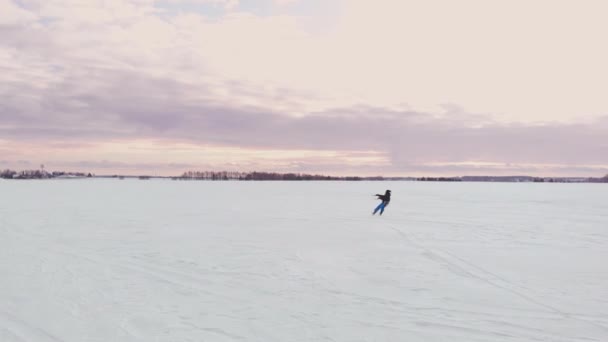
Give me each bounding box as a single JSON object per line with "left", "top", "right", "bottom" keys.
{"left": 375, "top": 190, "right": 391, "bottom": 203}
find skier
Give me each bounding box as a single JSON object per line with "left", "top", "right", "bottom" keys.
{"left": 373, "top": 189, "right": 391, "bottom": 215}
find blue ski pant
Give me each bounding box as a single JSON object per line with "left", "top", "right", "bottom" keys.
{"left": 373, "top": 201, "right": 388, "bottom": 215}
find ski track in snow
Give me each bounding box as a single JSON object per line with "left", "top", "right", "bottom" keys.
{"left": 1, "top": 180, "right": 607, "bottom": 341}
{"left": 0, "top": 311, "right": 63, "bottom": 342}
{"left": 390, "top": 226, "right": 608, "bottom": 334}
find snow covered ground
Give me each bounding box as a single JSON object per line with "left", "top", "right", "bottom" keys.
{"left": 1, "top": 179, "right": 607, "bottom": 341}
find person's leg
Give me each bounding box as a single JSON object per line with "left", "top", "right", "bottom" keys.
{"left": 380, "top": 202, "right": 388, "bottom": 215}
{"left": 373, "top": 202, "right": 385, "bottom": 215}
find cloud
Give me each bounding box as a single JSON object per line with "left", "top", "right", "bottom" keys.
{"left": 3, "top": 0, "right": 608, "bottom": 123}
{"left": 273, "top": 0, "right": 298, "bottom": 6}
{"left": 1, "top": 0, "right": 607, "bottom": 176}
{"left": 159, "top": 0, "right": 239, "bottom": 11}
{"left": 56, "top": 160, "right": 198, "bottom": 170}
{"left": 0, "top": 0, "right": 38, "bottom": 26}
{"left": 2, "top": 61, "right": 606, "bottom": 170}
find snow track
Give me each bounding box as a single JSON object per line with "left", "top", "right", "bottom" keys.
{"left": 391, "top": 226, "right": 608, "bottom": 335}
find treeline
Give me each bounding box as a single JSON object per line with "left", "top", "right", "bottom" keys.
{"left": 417, "top": 177, "right": 462, "bottom": 182}
{"left": 178, "top": 171, "right": 369, "bottom": 181}
{"left": 419, "top": 176, "right": 608, "bottom": 183}
{"left": 587, "top": 175, "right": 608, "bottom": 183}
{"left": 177, "top": 171, "right": 608, "bottom": 182}
{"left": 1, "top": 169, "right": 92, "bottom": 179}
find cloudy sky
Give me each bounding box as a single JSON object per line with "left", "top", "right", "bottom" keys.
{"left": 1, "top": 0, "right": 607, "bottom": 176}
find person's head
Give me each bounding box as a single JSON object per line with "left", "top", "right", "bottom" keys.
{"left": 385, "top": 189, "right": 391, "bottom": 195}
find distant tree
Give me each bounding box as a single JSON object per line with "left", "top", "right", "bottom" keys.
{"left": 1, "top": 169, "right": 17, "bottom": 179}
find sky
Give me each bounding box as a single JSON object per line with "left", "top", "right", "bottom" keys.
{"left": 1, "top": 0, "right": 607, "bottom": 177}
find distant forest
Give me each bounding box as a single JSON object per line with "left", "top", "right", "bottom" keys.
{"left": 177, "top": 171, "right": 388, "bottom": 181}
{"left": 176, "top": 171, "right": 608, "bottom": 182}
{"left": 1, "top": 169, "right": 92, "bottom": 179}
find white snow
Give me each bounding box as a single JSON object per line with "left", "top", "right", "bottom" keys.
{"left": 1, "top": 180, "right": 607, "bottom": 341}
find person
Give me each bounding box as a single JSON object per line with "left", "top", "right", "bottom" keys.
{"left": 373, "top": 190, "right": 391, "bottom": 215}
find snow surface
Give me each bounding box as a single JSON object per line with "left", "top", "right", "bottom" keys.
{"left": 1, "top": 180, "right": 607, "bottom": 341}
